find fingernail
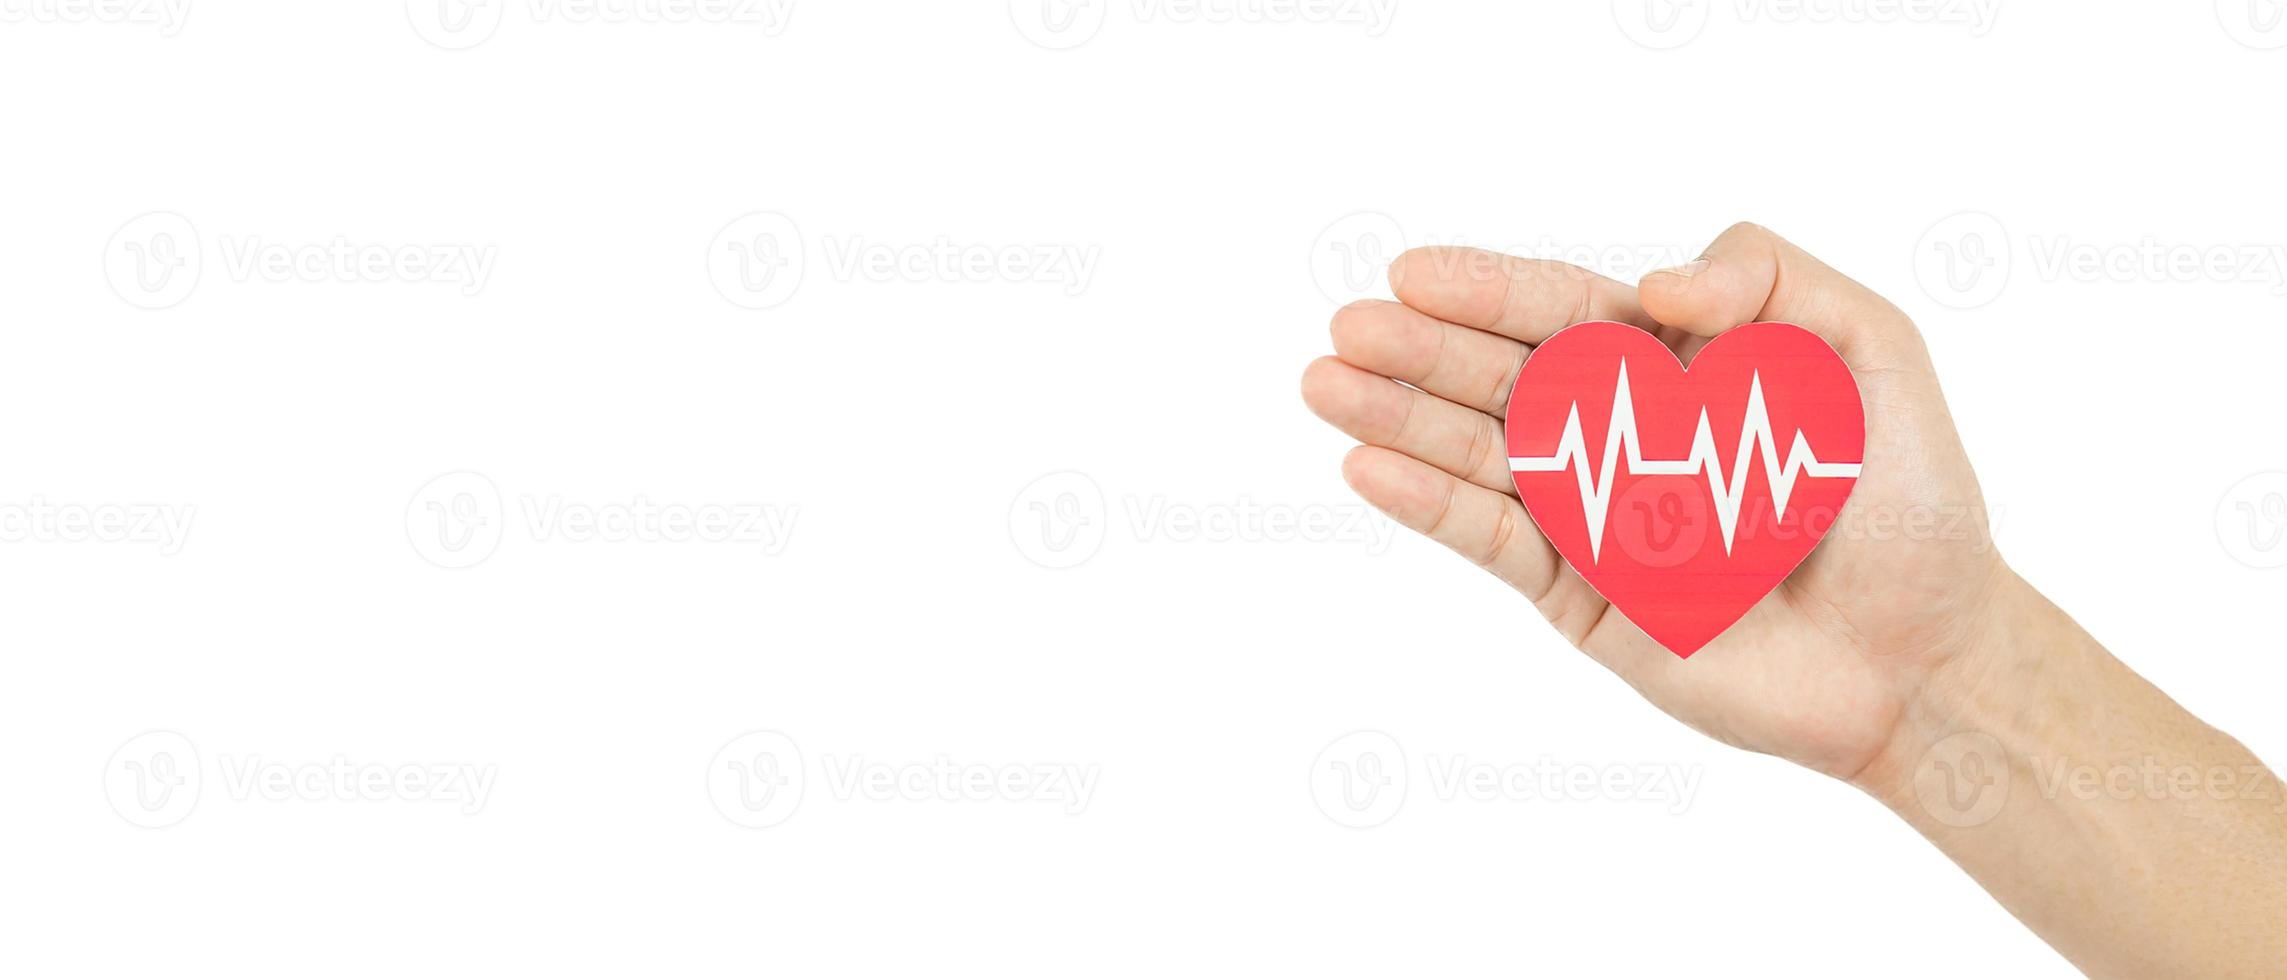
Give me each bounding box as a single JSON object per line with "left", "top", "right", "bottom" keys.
{"left": 1652, "top": 258, "right": 1710, "bottom": 279}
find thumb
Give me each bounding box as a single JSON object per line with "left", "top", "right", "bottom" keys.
{"left": 1637, "top": 222, "right": 1918, "bottom": 369}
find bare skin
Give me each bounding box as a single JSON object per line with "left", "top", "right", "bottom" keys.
{"left": 1302, "top": 222, "right": 2287, "bottom": 978}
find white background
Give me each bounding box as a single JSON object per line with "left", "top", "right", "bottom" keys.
{"left": 5, "top": 1, "right": 2285, "bottom": 976}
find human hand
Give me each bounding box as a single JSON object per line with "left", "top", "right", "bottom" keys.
{"left": 1301, "top": 222, "right": 2010, "bottom": 784}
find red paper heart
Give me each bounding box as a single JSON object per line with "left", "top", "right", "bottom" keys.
{"left": 1505, "top": 321, "right": 1864, "bottom": 658}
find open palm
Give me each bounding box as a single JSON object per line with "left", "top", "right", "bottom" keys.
{"left": 1302, "top": 223, "right": 2005, "bottom": 781}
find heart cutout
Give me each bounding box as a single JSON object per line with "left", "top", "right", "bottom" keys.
{"left": 1505, "top": 321, "right": 1864, "bottom": 658}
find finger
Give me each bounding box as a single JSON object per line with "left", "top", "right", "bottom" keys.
{"left": 1302, "top": 357, "right": 1515, "bottom": 495}
{"left": 1338, "top": 445, "right": 1564, "bottom": 601}
{"left": 1328, "top": 299, "right": 1527, "bottom": 416}
{"left": 1388, "top": 246, "right": 1656, "bottom": 345}
{"left": 1636, "top": 222, "right": 1919, "bottom": 366}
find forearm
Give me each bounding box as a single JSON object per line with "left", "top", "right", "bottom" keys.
{"left": 1856, "top": 570, "right": 2287, "bottom": 979}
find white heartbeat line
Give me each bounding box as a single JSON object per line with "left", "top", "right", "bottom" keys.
{"left": 1509, "top": 360, "right": 1862, "bottom": 562}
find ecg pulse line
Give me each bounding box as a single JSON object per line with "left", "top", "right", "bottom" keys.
{"left": 1509, "top": 360, "right": 1862, "bottom": 562}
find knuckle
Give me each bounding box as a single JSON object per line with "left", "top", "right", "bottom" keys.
{"left": 1476, "top": 506, "right": 1520, "bottom": 567}
{"left": 1486, "top": 347, "right": 1524, "bottom": 414}
{"left": 1465, "top": 419, "right": 1501, "bottom": 482}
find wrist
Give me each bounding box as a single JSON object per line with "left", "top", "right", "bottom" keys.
{"left": 1848, "top": 566, "right": 2096, "bottom": 817}
{"left": 1842, "top": 568, "right": 2287, "bottom": 979}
